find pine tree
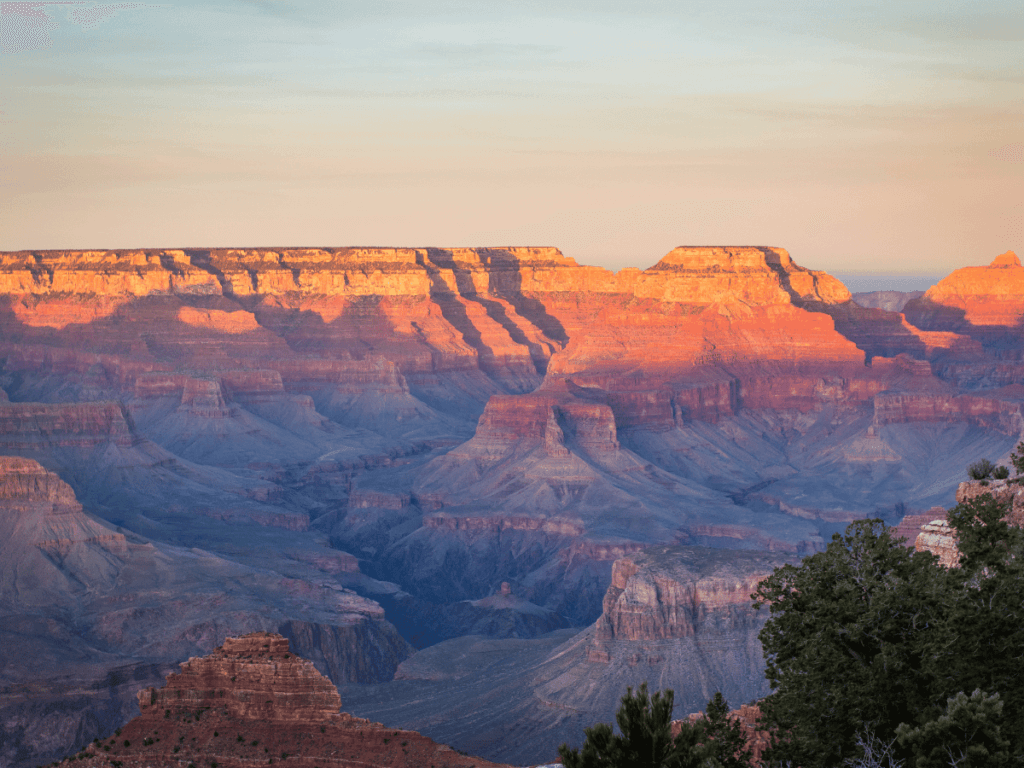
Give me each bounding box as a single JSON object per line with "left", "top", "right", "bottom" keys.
{"left": 558, "top": 685, "right": 753, "bottom": 768}
{"left": 698, "top": 692, "right": 751, "bottom": 768}
{"left": 896, "top": 690, "right": 1011, "bottom": 768}
{"left": 753, "top": 519, "right": 947, "bottom": 767}
{"left": 754, "top": 496, "right": 1024, "bottom": 766}
{"left": 558, "top": 683, "right": 676, "bottom": 768}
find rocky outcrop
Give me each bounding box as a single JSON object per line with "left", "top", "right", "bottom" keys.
{"left": 913, "top": 479, "right": 1024, "bottom": 566}
{"left": 951, "top": 478, "right": 1024, "bottom": 527}
{"left": 587, "top": 546, "right": 793, "bottom": 659}
{"left": 915, "top": 519, "right": 959, "bottom": 568}
{"left": 0, "top": 402, "right": 134, "bottom": 450}
{"left": 62, "top": 632, "right": 508, "bottom": 768}
{"left": 873, "top": 391, "right": 1024, "bottom": 433}
{"left": 893, "top": 508, "right": 947, "bottom": 545}
{"left": 137, "top": 632, "right": 341, "bottom": 721}
{"left": 521, "top": 547, "right": 789, "bottom": 752}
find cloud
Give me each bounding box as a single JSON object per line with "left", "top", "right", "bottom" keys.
{"left": 69, "top": 2, "right": 148, "bottom": 30}
{"left": 0, "top": 2, "right": 64, "bottom": 53}
{"left": 0, "top": 1, "right": 151, "bottom": 53}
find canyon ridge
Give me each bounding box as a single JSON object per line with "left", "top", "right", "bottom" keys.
{"left": 2, "top": 245, "right": 1023, "bottom": 766}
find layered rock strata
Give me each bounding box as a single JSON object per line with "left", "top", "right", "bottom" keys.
{"left": 5, "top": 244, "right": 1024, "bottom": 765}
{"left": 0, "top": 456, "right": 129, "bottom": 606}
{"left": 2, "top": 245, "right": 1019, "bottom": 423}
{"left": 60, "top": 632, "right": 508, "bottom": 768}
{"left": 586, "top": 546, "right": 793, "bottom": 665}
{"left": 336, "top": 545, "right": 795, "bottom": 765}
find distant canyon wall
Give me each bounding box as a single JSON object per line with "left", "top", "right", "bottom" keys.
{"left": 5, "top": 246, "right": 1024, "bottom": 433}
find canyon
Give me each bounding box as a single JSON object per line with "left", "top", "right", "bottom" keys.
{"left": 335, "top": 544, "right": 792, "bottom": 764}
{"left": 2, "top": 245, "right": 1023, "bottom": 766}
{"left": 56, "top": 632, "right": 509, "bottom": 768}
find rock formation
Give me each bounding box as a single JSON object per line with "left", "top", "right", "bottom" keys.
{"left": 0, "top": 459, "right": 412, "bottom": 768}
{"left": 4, "top": 244, "right": 1024, "bottom": 766}
{"left": 589, "top": 547, "right": 790, "bottom": 648}
{"left": 57, "top": 632, "right": 508, "bottom": 768}
{"left": 912, "top": 478, "right": 1024, "bottom": 567}
{"left": 338, "top": 545, "right": 794, "bottom": 765}
{"left": 906, "top": 251, "right": 1024, "bottom": 330}
{"left": 576, "top": 545, "right": 794, "bottom": 708}
{"left": 0, "top": 456, "right": 128, "bottom": 606}
{"left": 915, "top": 519, "right": 959, "bottom": 568}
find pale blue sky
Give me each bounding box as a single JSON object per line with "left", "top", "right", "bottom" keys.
{"left": 1, "top": 0, "right": 1021, "bottom": 274}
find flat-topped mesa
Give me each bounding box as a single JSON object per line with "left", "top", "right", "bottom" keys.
{"left": 0, "top": 245, "right": 853, "bottom": 307}
{"left": 459, "top": 392, "right": 620, "bottom": 454}
{"left": 0, "top": 245, "right": 873, "bottom": 391}
{"left": 0, "top": 250, "right": 221, "bottom": 297}
{"left": 138, "top": 632, "right": 342, "bottom": 722}
{"left": 638, "top": 246, "right": 852, "bottom": 306}
{"left": 543, "top": 246, "right": 866, "bottom": 380}
{"left": 906, "top": 250, "right": 1024, "bottom": 329}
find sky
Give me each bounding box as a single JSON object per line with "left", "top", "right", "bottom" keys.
{"left": 1, "top": 0, "right": 1022, "bottom": 280}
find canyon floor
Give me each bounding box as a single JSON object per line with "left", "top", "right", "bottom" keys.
{"left": 2, "top": 245, "right": 1023, "bottom": 766}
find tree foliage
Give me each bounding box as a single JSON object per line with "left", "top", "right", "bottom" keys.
{"left": 558, "top": 684, "right": 752, "bottom": 768}
{"left": 753, "top": 496, "right": 1024, "bottom": 767}
{"left": 1010, "top": 440, "right": 1024, "bottom": 477}
{"left": 896, "top": 690, "right": 1010, "bottom": 768}
{"left": 695, "top": 692, "right": 752, "bottom": 768}
{"left": 966, "top": 459, "right": 994, "bottom": 480}
{"left": 753, "top": 519, "right": 944, "bottom": 767}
